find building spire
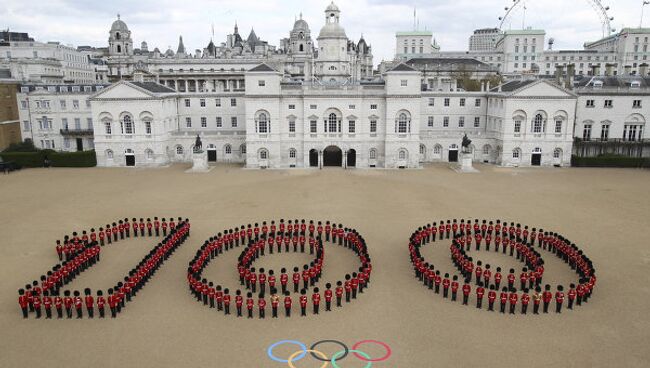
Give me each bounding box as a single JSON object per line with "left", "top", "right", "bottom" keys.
{"left": 117, "top": 13, "right": 120, "bottom": 20}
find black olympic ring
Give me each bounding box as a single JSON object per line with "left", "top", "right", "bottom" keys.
{"left": 309, "top": 340, "right": 349, "bottom": 362}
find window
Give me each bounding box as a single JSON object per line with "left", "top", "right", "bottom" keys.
{"left": 420, "top": 144, "right": 426, "bottom": 155}
{"left": 240, "top": 144, "right": 246, "bottom": 154}
{"left": 231, "top": 98, "right": 237, "bottom": 107}
{"left": 553, "top": 148, "right": 561, "bottom": 159}
{"left": 532, "top": 114, "right": 543, "bottom": 133}
{"left": 104, "top": 121, "right": 111, "bottom": 135}
{"left": 184, "top": 99, "right": 190, "bottom": 107}
{"left": 443, "top": 116, "right": 449, "bottom": 127}
{"left": 370, "top": 104, "right": 377, "bottom": 110}
{"left": 583, "top": 124, "right": 592, "bottom": 140}
{"left": 514, "top": 120, "right": 521, "bottom": 133}
{"left": 185, "top": 117, "right": 192, "bottom": 128}
{"left": 216, "top": 117, "right": 222, "bottom": 127}
{"left": 483, "top": 145, "right": 490, "bottom": 155}
{"left": 427, "top": 116, "right": 434, "bottom": 127}
{"left": 289, "top": 148, "right": 296, "bottom": 158}
{"left": 60, "top": 100, "right": 66, "bottom": 109}
{"left": 176, "top": 146, "right": 184, "bottom": 155}
{"left": 259, "top": 149, "right": 268, "bottom": 160}
{"left": 623, "top": 125, "right": 642, "bottom": 142}
{"left": 428, "top": 98, "right": 434, "bottom": 107}
{"left": 458, "top": 117, "right": 465, "bottom": 128}
{"left": 555, "top": 120, "right": 562, "bottom": 134}
{"left": 288, "top": 104, "right": 296, "bottom": 110}
{"left": 633, "top": 100, "right": 642, "bottom": 108}
{"left": 444, "top": 98, "right": 450, "bottom": 107}
{"left": 87, "top": 118, "right": 93, "bottom": 129}
{"left": 215, "top": 98, "right": 221, "bottom": 107}
{"left": 64, "top": 138, "right": 70, "bottom": 149}
{"left": 23, "top": 121, "right": 30, "bottom": 131}
{"left": 86, "top": 100, "right": 91, "bottom": 108}
{"left": 474, "top": 117, "right": 480, "bottom": 128}
{"left": 258, "top": 80, "right": 266, "bottom": 86}
{"left": 146, "top": 149, "right": 154, "bottom": 160}
{"left": 328, "top": 113, "right": 338, "bottom": 133}
{"left": 201, "top": 117, "right": 207, "bottom": 128}
{"left": 258, "top": 113, "right": 268, "bottom": 133}
{"left": 225, "top": 145, "right": 232, "bottom": 154}
{"left": 369, "top": 149, "right": 376, "bottom": 159}
{"left": 123, "top": 116, "right": 134, "bottom": 134}
{"left": 601, "top": 124, "right": 610, "bottom": 141}
{"left": 433, "top": 145, "right": 441, "bottom": 154}
{"left": 200, "top": 99, "right": 206, "bottom": 107}
{"left": 348, "top": 120, "right": 355, "bottom": 133}
{"left": 512, "top": 149, "right": 520, "bottom": 159}
{"left": 289, "top": 120, "right": 296, "bottom": 133}
{"left": 401, "top": 80, "right": 408, "bottom": 86}
{"left": 231, "top": 117, "right": 238, "bottom": 127}
{"left": 106, "top": 150, "right": 114, "bottom": 159}
{"left": 398, "top": 150, "right": 407, "bottom": 160}
{"left": 145, "top": 121, "right": 152, "bottom": 134}
{"left": 586, "top": 100, "right": 595, "bottom": 108}
{"left": 310, "top": 104, "right": 317, "bottom": 109}
{"left": 398, "top": 113, "right": 408, "bottom": 133}
{"left": 475, "top": 99, "right": 481, "bottom": 107}
{"left": 61, "top": 118, "right": 68, "bottom": 130}
{"left": 370, "top": 120, "right": 377, "bottom": 133}
{"left": 459, "top": 98, "right": 466, "bottom": 107}
{"left": 310, "top": 120, "right": 317, "bottom": 133}
{"left": 73, "top": 100, "right": 79, "bottom": 109}
{"left": 604, "top": 100, "right": 613, "bottom": 108}
{"left": 348, "top": 105, "right": 356, "bottom": 110}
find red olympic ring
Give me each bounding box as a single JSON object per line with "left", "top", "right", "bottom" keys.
{"left": 351, "top": 340, "right": 392, "bottom": 362}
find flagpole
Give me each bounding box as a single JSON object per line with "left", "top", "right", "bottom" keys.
{"left": 642, "top": 1, "right": 650, "bottom": 28}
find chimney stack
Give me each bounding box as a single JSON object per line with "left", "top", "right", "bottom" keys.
{"left": 624, "top": 65, "right": 632, "bottom": 75}
{"left": 566, "top": 64, "right": 576, "bottom": 89}
{"left": 555, "top": 64, "right": 565, "bottom": 85}
{"left": 605, "top": 63, "right": 615, "bottom": 76}
{"left": 640, "top": 63, "right": 649, "bottom": 76}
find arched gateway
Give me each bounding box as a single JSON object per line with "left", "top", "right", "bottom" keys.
{"left": 323, "top": 145, "right": 342, "bottom": 167}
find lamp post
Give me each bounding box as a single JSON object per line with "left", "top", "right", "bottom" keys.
{"left": 344, "top": 150, "right": 348, "bottom": 169}
{"left": 319, "top": 149, "right": 322, "bottom": 170}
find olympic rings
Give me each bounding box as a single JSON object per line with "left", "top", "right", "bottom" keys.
{"left": 268, "top": 340, "right": 308, "bottom": 363}
{"left": 351, "top": 340, "right": 392, "bottom": 362}
{"left": 310, "top": 340, "right": 348, "bottom": 362}
{"left": 288, "top": 349, "right": 329, "bottom": 368}
{"left": 266, "top": 339, "right": 391, "bottom": 366}
{"left": 331, "top": 350, "right": 372, "bottom": 368}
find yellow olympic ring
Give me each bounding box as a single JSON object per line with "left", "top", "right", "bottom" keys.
{"left": 288, "top": 349, "right": 329, "bottom": 368}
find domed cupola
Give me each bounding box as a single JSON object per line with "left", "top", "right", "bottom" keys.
{"left": 108, "top": 14, "right": 133, "bottom": 56}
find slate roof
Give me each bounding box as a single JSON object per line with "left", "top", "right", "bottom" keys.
{"left": 573, "top": 75, "right": 650, "bottom": 89}
{"left": 389, "top": 63, "right": 418, "bottom": 72}
{"left": 490, "top": 79, "right": 537, "bottom": 92}
{"left": 131, "top": 82, "right": 175, "bottom": 93}
{"left": 406, "top": 57, "right": 486, "bottom": 67}
{"left": 248, "top": 63, "right": 277, "bottom": 72}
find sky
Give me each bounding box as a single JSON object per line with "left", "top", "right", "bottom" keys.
{"left": 0, "top": 0, "right": 644, "bottom": 63}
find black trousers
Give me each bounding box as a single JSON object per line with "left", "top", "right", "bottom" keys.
{"left": 336, "top": 297, "right": 342, "bottom": 307}
{"left": 259, "top": 308, "right": 265, "bottom": 318}
{"left": 76, "top": 307, "right": 82, "bottom": 318}
{"left": 301, "top": 306, "right": 306, "bottom": 316}
{"left": 87, "top": 307, "right": 94, "bottom": 318}
{"left": 45, "top": 307, "right": 52, "bottom": 319}
{"left": 568, "top": 298, "right": 574, "bottom": 309}
{"left": 313, "top": 304, "right": 319, "bottom": 314}
{"left": 451, "top": 291, "right": 457, "bottom": 301}
{"left": 476, "top": 298, "right": 483, "bottom": 309}
{"left": 272, "top": 306, "right": 278, "bottom": 318}
{"left": 225, "top": 304, "right": 230, "bottom": 315}
{"left": 21, "top": 307, "right": 28, "bottom": 318}
{"left": 99, "top": 307, "right": 105, "bottom": 318}
{"left": 488, "top": 301, "right": 494, "bottom": 311}
{"left": 522, "top": 304, "right": 528, "bottom": 314}
{"left": 237, "top": 306, "right": 242, "bottom": 317}
{"left": 285, "top": 306, "right": 291, "bottom": 317}
{"left": 500, "top": 303, "right": 506, "bottom": 313}
{"left": 462, "top": 294, "right": 469, "bottom": 305}
{"left": 556, "top": 302, "right": 562, "bottom": 313}
{"left": 326, "top": 301, "right": 331, "bottom": 311}
{"left": 543, "top": 301, "right": 550, "bottom": 313}
{"left": 509, "top": 303, "right": 515, "bottom": 314}
{"left": 247, "top": 309, "right": 253, "bottom": 318}
{"left": 56, "top": 307, "right": 63, "bottom": 319}
{"left": 533, "top": 303, "right": 540, "bottom": 314}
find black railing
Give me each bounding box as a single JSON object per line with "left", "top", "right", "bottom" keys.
{"left": 60, "top": 129, "right": 94, "bottom": 136}
{"left": 574, "top": 138, "right": 650, "bottom": 144}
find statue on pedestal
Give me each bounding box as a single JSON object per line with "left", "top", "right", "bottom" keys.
{"left": 461, "top": 134, "right": 472, "bottom": 154}
{"left": 194, "top": 135, "right": 203, "bottom": 153}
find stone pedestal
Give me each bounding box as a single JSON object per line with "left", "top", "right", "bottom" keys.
{"left": 186, "top": 151, "right": 212, "bottom": 173}
{"left": 452, "top": 152, "right": 479, "bottom": 173}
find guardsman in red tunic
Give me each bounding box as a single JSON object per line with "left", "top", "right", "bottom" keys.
{"left": 476, "top": 283, "right": 485, "bottom": 309}
{"left": 284, "top": 292, "right": 292, "bottom": 317}
{"left": 542, "top": 285, "right": 553, "bottom": 313}
{"left": 533, "top": 287, "right": 542, "bottom": 314}
{"left": 555, "top": 286, "right": 565, "bottom": 313}
{"left": 216, "top": 285, "right": 224, "bottom": 311}
{"left": 246, "top": 292, "right": 254, "bottom": 319}
{"left": 147, "top": 218, "right": 153, "bottom": 237}
{"left": 299, "top": 290, "right": 308, "bottom": 317}
{"left": 54, "top": 292, "right": 63, "bottom": 319}
{"left": 258, "top": 294, "right": 266, "bottom": 319}
{"left": 73, "top": 290, "right": 83, "bottom": 319}
{"left": 312, "top": 287, "right": 321, "bottom": 314}
{"left": 292, "top": 267, "right": 301, "bottom": 293}
{"left": 96, "top": 290, "right": 105, "bottom": 318}
{"left": 56, "top": 240, "right": 63, "bottom": 261}
{"left": 451, "top": 275, "right": 459, "bottom": 301}
{"left": 520, "top": 268, "right": 529, "bottom": 290}
{"left": 567, "top": 284, "right": 576, "bottom": 310}
{"left": 494, "top": 267, "right": 502, "bottom": 290}
{"left": 302, "top": 266, "right": 310, "bottom": 291}
{"left": 32, "top": 292, "right": 42, "bottom": 318}
{"left": 154, "top": 217, "right": 160, "bottom": 237}
{"left": 509, "top": 290, "right": 518, "bottom": 314}
{"left": 249, "top": 268, "right": 258, "bottom": 294}
{"left": 64, "top": 290, "right": 73, "bottom": 318}
{"left": 258, "top": 268, "right": 267, "bottom": 295}
{"left": 344, "top": 275, "right": 352, "bottom": 302}
{"left": 270, "top": 289, "right": 279, "bottom": 318}
{"left": 131, "top": 218, "right": 138, "bottom": 238}
{"left": 350, "top": 273, "right": 359, "bottom": 299}
{"left": 507, "top": 269, "right": 516, "bottom": 290}
{"left": 576, "top": 283, "right": 585, "bottom": 306}
{"left": 499, "top": 288, "right": 508, "bottom": 313}
{"left": 442, "top": 273, "right": 451, "bottom": 298}
{"left": 235, "top": 290, "right": 244, "bottom": 317}
{"left": 43, "top": 291, "right": 52, "bottom": 319}
{"left": 223, "top": 289, "right": 231, "bottom": 315}
{"left": 161, "top": 218, "right": 168, "bottom": 236}
{"left": 268, "top": 270, "right": 276, "bottom": 292}
{"left": 474, "top": 261, "right": 483, "bottom": 286}
{"left": 84, "top": 288, "right": 94, "bottom": 318}
{"left": 139, "top": 218, "right": 145, "bottom": 237}
{"left": 18, "top": 289, "right": 28, "bottom": 318}
{"left": 207, "top": 283, "right": 216, "bottom": 308}
{"left": 462, "top": 281, "right": 471, "bottom": 305}
{"left": 487, "top": 286, "right": 497, "bottom": 311}
{"left": 324, "top": 283, "right": 333, "bottom": 311}
{"left": 279, "top": 268, "right": 288, "bottom": 294}
{"left": 434, "top": 271, "right": 442, "bottom": 294}
{"left": 521, "top": 289, "right": 530, "bottom": 314}
{"left": 335, "top": 281, "right": 344, "bottom": 307}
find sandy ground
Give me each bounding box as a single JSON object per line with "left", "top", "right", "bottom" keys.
{"left": 0, "top": 163, "right": 649, "bottom": 368}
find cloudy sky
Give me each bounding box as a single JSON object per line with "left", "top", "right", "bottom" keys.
{"left": 0, "top": 0, "right": 643, "bottom": 63}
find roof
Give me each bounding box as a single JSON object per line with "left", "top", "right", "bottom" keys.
{"left": 130, "top": 82, "right": 175, "bottom": 93}
{"left": 248, "top": 63, "right": 277, "bottom": 72}
{"left": 111, "top": 18, "right": 129, "bottom": 32}
{"left": 573, "top": 75, "right": 650, "bottom": 89}
{"left": 396, "top": 31, "right": 433, "bottom": 36}
{"left": 490, "top": 79, "right": 537, "bottom": 92}
{"left": 503, "top": 29, "right": 545, "bottom": 35}
{"left": 388, "top": 63, "right": 418, "bottom": 72}
{"left": 406, "top": 57, "right": 486, "bottom": 67}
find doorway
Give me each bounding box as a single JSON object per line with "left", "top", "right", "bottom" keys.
{"left": 347, "top": 149, "right": 356, "bottom": 167}
{"left": 323, "top": 146, "right": 342, "bottom": 167}
{"left": 531, "top": 153, "right": 542, "bottom": 166}
{"left": 125, "top": 154, "right": 135, "bottom": 167}
{"left": 309, "top": 149, "right": 318, "bottom": 167}
{"left": 207, "top": 150, "right": 217, "bottom": 162}
{"left": 448, "top": 149, "right": 458, "bottom": 163}
{"left": 76, "top": 138, "right": 83, "bottom": 152}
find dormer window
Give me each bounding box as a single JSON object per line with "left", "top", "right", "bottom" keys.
{"left": 593, "top": 81, "right": 603, "bottom": 89}
{"left": 631, "top": 81, "right": 641, "bottom": 88}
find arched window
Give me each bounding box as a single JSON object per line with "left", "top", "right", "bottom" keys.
{"left": 420, "top": 144, "right": 426, "bottom": 154}
{"left": 533, "top": 147, "right": 542, "bottom": 153}
{"left": 328, "top": 113, "right": 338, "bottom": 132}
{"left": 512, "top": 148, "right": 521, "bottom": 159}
{"left": 533, "top": 114, "right": 543, "bottom": 133}
{"left": 433, "top": 145, "right": 442, "bottom": 154}
{"left": 553, "top": 148, "right": 562, "bottom": 159}
{"left": 398, "top": 113, "right": 408, "bottom": 133}
{"left": 176, "top": 146, "right": 184, "bottom": 155}
{"left": 398, "top": 149, "right": 407, "bottom": 160}
{"left": 257, "top": 112, "right": 268, "bottom": 133}
{"left": 483, "top": 144, "right": 491, "bottom": 155}
{"left": 299, "top": 44, "right": 304, "bottom": 52}
{"left": 117, "top": 45, "right": 121, "bottom": 53}
{"left": 106, "top": 150, "right": 114, "bottom": 159}
{"left": 115, "top": 32, "right": 121, "bottom": 40}
{"left": 225, "top": 144, "right": 232, "bottom": 155}
{"left": 123, "top": 115, "right": 134, "bottom": 134}
{"left": 145, "top": 149, "right": 154, "bottom": 160}
{"left": 240, "top": 144, "right": 246, "bottom": 154}
{"left": 369, "top": 148, "right": 377, "bottom": 160}
{"left": 259, "top": 149, "right": 268, "bottom": 160}
{"left": 289, "top": 148, "right": 297, "bottom": 158}
{"left": 125, "top": 149, "right": 134, "bottom": 154}
{"left": 103, "top": 120, "right": 112, "bottom": 135}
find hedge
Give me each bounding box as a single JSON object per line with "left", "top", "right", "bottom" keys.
{"left": 571, "top": 155, "right": 650, "bottom": 168}
{"left": 0, "top": 150, "right": 96, "bottom": 168}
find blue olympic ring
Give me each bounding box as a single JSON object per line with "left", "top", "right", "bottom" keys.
{"left": 267, "top": 340, "right": 308, "bottom": 363}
